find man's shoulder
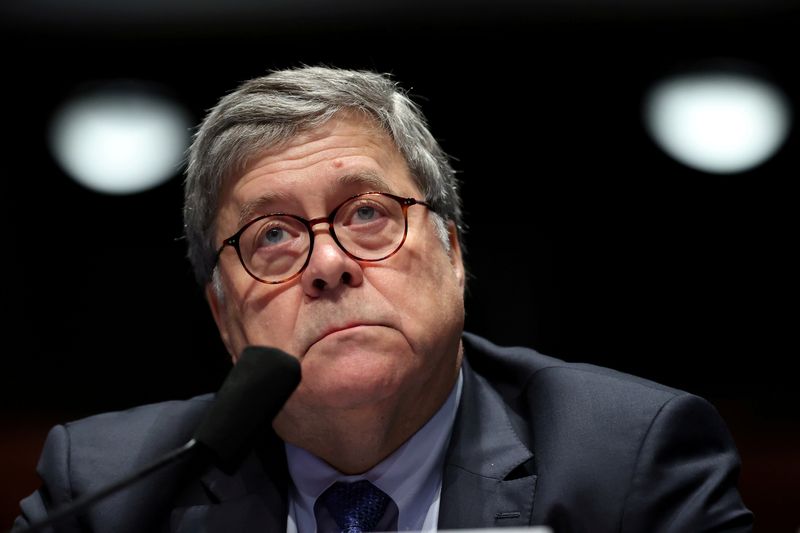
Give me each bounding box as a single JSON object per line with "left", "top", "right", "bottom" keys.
{"left": 58, "top": 394, "right": 215, "bottom": 464}
{"left": 20, "top": 394, "right": 219, "bottom": 532}
{"left": 65, "top": 393, "right": 214, "bottom": 432}
{"left": 459, "top": 331, "right": 729, "bottom": 477}
{"left": 462, "top": 331, "right": 685, "bottom": 407}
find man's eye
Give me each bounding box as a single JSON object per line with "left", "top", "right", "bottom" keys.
{"left": 355, "top": 206, "right": 378, "bottom": 222}
{"left": 345, "top": 202, "right": 389, "bottom": 226}
{"left": 256, "top": 224, "right": 294, "bottom": 247}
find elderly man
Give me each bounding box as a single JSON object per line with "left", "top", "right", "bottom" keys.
{"left": 14, "top": 66, "right": 753, "bottom": 532}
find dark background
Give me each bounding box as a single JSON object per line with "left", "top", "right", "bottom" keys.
{"left": 1, "top": 1, "right": 798, "bottom": 531}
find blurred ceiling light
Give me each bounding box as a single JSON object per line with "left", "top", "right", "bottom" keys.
{"left": 644, "top": 69, "right": 791, "bottom": 174}
{"left": 49, "top": 81, "right": 191, "bottom": 195}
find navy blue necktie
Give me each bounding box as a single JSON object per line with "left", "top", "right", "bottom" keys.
{"left": 319, "top": 480, "right": 391, "bottom": 533}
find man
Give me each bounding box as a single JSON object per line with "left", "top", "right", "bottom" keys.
{"left": 14, "top": 66, "right": 753, "bottom": 532}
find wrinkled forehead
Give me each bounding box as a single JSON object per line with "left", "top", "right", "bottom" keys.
{"left": 215, "top": 112, "right": 419, "bottom": 226}
{"left": 226, "top": 111, "right": 397, "bottom": 183}
{"left": 259, "top": 111, "right": 392, "bottom": 164}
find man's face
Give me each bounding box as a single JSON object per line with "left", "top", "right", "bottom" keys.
{"left": 208, "top": 113, "right": 465, "bottom": 424}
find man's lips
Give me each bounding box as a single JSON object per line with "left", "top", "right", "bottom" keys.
{"left": 307, "top": 322, "right": 387, "bottom": 350}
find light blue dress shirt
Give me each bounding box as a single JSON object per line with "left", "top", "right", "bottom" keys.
{"left": 285, "top": 368, "right": 464, "bottom": 533}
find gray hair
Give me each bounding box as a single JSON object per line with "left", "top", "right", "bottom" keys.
{"left": 183, "top": 65, "right": 464, "bottom": 287}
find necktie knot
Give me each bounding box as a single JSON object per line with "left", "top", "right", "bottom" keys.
{"left": 319, "top": 480, "right": 391, "bottom": 533}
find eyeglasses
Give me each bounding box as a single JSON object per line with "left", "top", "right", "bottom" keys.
{"left": 215, "top": 191, "right": 432, "bottom": 284}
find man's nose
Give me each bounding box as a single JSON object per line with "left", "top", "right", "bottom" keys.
{"left": 300, "top": 228, "right": 363, "bottom": 296}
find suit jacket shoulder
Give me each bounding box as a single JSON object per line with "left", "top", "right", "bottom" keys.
{"left": 13, "top": 395, "right": 214, "bottom": 533}
{"left": 450, "top": 331, "right": 753, "bottom": 532}
{"left": 15, "top": 392, "right": 290, "bottom": 533}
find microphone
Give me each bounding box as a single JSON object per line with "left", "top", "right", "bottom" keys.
{"left": 17, "top": 346, "right": 301, "bottom": 533}
{"left": 193, "top": 346, "right": 302, "bottom": 473}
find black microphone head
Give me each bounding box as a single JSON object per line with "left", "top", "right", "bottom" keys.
{"left": 193, "top": 346, "right": 301, "bottom": 474}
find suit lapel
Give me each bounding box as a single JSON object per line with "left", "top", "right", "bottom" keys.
{"left": 438, "top": 356, "right": 537, "bottom": 529}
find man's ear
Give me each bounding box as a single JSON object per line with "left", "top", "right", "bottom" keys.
{"left": 447, "top": 221, "right": 466, "bottom": 290}
{"left": 205, "top": 283, "right": 237, "bottom": 363}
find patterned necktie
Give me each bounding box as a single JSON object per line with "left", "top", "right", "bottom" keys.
{"left": 319, "top": 479, "right": 391, "bottom": 533}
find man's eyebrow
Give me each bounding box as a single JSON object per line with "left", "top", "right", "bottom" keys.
{"left": 237, "top": 191, "right": 293, "bottom": 228}
{"left": 334, "top": 171, "right": 389, "bottom": 192}
{"left": 236, "top": 171, "right": 392, "bottom": 227}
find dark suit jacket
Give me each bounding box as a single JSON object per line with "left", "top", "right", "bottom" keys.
{"left": 13, "top": 332, "right": 753, "bottom": 532}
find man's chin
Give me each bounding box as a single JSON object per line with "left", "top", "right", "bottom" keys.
{"left": 301, "top": 323, "right": 401, "bottom": 359}
{"left": 292, "top": 327, "right": 417, "bottom": 407}
{"left": 289, "top": 375, "right": 400, "bottom": 412}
